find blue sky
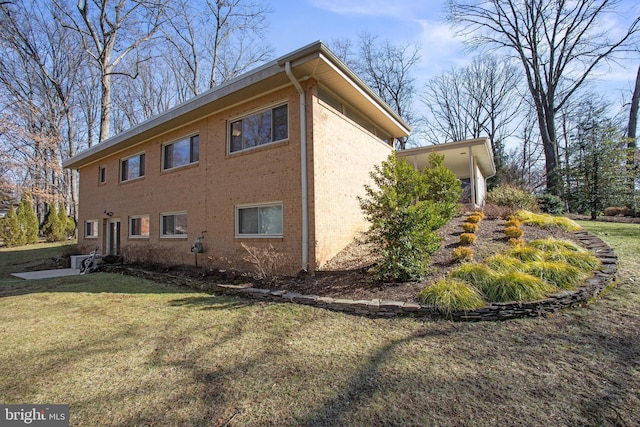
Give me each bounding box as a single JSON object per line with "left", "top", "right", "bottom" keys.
{"left": 266, "top": 0, "right": 640, "bottom": 107}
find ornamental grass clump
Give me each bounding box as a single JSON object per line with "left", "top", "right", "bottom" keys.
{"left": 459, "top": 233, "right": 477, "bottom": 244}
{"left": 451, "top": 246, "right": 474, "bottom": 263}
{"left": 545, "top": 249, "right": 601, "bottom": 271}
{"left": 485, "top": 254, "right": 525, "bottom": 273}
{"left": 515, "top": 210, "right": 582, "bottom": 232}
{"left": 529, "top": 238, "right": 586, "bottom": 253}
{"left": 524, "top": 260, "right": 585, "bottom": 290}
{"left": 450, "top": 263, "right": 497, "bottom": 290}
{"left": 481, "top": 271, "right": 557, "bottom": 302}
{"left": 505, "top": 246, "right": 545, "bottom": 262}
{"left": 418, "top": 278, "right": 486, "bottom": 316}
{"left": 462, "top": 222, "right": 479, "bottom": 233}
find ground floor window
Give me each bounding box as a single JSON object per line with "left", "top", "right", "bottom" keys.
{"left": 129, "top": 215, "right": 150, "bottom": 238}
{"left": 85, "top": 220, "right": 98, "bottom": 238}
{"left": 161, "top": 212, "right": 187, "bottom": 237}
{"left": 236, "top": 203, "right": 283, "bottom": 237}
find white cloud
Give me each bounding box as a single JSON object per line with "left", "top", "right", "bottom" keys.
{"left": 414, "top": 20, "right": 468, "bottom": 82}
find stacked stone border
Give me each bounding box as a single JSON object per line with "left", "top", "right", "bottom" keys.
{"left": 105, "top": 230, "right": 617, "bottom": 321}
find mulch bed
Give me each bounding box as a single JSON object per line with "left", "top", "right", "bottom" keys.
{"left": 100, "top": 214, "right": 590, "bottom": 304}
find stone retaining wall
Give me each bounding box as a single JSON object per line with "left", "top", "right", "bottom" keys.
{"left": 106, "top": 230, "right": 618, "bottom": 321}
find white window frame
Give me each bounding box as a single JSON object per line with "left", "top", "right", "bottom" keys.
{"left": 85, "top": 220, "right": 98, "bottom": 238}
{"left": 129, "top": 215, "right": 150, "bottom": 238}
{"left": 120, "top": 152, "right": 145, "bottom": 182}
{"left": 162, "top": 134, "right": 199, "bottom": 171}
{"left": 228, "top": 103, "right": 288, "bottom": 154}
{"left": 160, "top": 211, "right": 188, "bottom": 238}
{"left": 235, "top": 202, "right": 283, "bottom": 238}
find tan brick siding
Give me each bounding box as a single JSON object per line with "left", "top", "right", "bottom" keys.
{"left": 76, "top": 80, "right": 392, "bottom": 275}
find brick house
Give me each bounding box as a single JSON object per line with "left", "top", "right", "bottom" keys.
{"left": 63, "top": 41, "right": 494, "bottom": 274}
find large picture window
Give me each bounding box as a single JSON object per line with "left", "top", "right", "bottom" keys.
{"left": 229, "top": 104, "right": 288, "bottom": 153}
{"left": 161, "top": 212, "right": 187, "bottom": 237}
{"left": 236, "top": 203, "right": 283, "bottom": 237}
{"left": 129, "top": 215, "right": 150, "bottom": 238}
{"left": 163, "top": 135, "right": 199, "bottom": 170}
{"left": 120, "top": 153, "right": 145, "bottom": 182}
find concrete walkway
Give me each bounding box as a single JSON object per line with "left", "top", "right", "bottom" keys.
{"left": 11, "top": 268, "right": 81, "bottom": 280}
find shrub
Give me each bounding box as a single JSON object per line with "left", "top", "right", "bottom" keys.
{"left": 241, "top": 243, "right": 288, "bottom": 280}
{"left": 525, "top": 261, "right": 585, "bottom": 290}
{"left": 19, "top": 194, "right": 39, "bottom": 244}
{"left": 450, "top": 263, "right": 497, "bottom": 289}
{"left": 482, "top": 203, "right": 515, "bottom": 219}
{"left": 462, "top": 222, "right": 478, "bottom": 233}
{"left": 481, "top": 271, "right": 557, "bottom": 302}
{"left": 504, "top": 226, "right": 524, "bottom": 239}
{"left": 466, "top": 214, "right": 482, "bottom": 224}
{"left": 451, "top": 246, "right": 474, "bottom": 263}
{"left": 459, "top": 233, "right": 477, "bottom": 244}
{"left": 536, "top": 193, "right": 564, "bottom": 215}
{"left": 486, "top": 185, "right": 538, "bottom": 211}
{"left": 508, "top": 237, "right": 525, "bottom": 246}
{"left": 504, "top": 219, "right": 521, "bottom": 228}
{"left": 359, "top": 154, "right": 444, "bottom": 282}
{"left": 41, "top": 203, "right": 66, "bottom": 242}
{"left": 472, "top": 211, "right": 485, "bottom": 219}
{"left": 0, "top": 206, "right": 24, "bottom": 247}
{"left": 422, "top": 152, "right": 463, "bottom": 224}
{"left": 604, "top": 206, "right": 635, "bottom": 217}
{"left": 418, "top": 278, "right": 486, "bottom": 316}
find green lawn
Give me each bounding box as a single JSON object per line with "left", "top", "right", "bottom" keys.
{"left": 1, "top": 223, "right": 639, "bottom": 426}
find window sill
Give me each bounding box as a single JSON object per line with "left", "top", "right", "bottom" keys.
{"left": 119, "top": 176, "right": 145, "bottom": 185}
{"left": 226, "top": 139, "right": 289, "bottom": 158}
{"left": 161, "top": 162, "right": 199, "bottom": 174}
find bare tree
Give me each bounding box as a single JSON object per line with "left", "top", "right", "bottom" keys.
{"left": 55, "top": 0, "right": 167, "bottom": 142}
{"left": 330, "top": 33, "right": 420, "bottom": 149}
{"left": 448, "top": 0, "right": 640, "bottom": 195}
{"left": 0, "top": 0, "right": 85, "bottom": 218}
{"left": 422, "top": 55, "right": 523, "bottom": 173}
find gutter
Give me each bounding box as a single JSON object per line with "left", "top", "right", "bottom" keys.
{"left": 285, "top": 61, "right": 309, "bottom": 273}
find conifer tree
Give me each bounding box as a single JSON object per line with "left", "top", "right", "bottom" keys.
{"left": 1, "top": 206, "right": 23, "bottom": 247}
{"left": 41, "top": 203, "right": 65, "bottom": 242}
{"left": 19, "top": 194, "right": 39, "bottom": 244}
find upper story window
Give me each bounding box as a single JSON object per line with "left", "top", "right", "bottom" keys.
{"left": 98, "top": 166, "right": 106, "bottom": 184}
{"left": 318, "top": 86, "right": 392, "bottom": 144}
{"left": 229, "top": 104, "right": 288, "bottom": 153}
{"left": 120, "top": 153, "right": 145, "bottom": 182}
{"left": 163, "top": 135, "right": 199, "bottom": 171}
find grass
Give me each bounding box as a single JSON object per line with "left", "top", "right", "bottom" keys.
{"left": 417, "top": 278, "right": 485, "bottom": 316}
{"left": 516, "top": 210, "right": 582, "bottom": 231}
{"left": 1, "top": 224, "right": 640, "bottom": 426}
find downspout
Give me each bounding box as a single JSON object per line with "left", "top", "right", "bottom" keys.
{"left": 285, "top": 61, "right": 309, "bottom": 272}
{"left": 469, "top": 147, "right": 477, "bottom": 208}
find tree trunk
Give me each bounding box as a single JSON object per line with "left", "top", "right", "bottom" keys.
{"left": 99, "top": 73, "right": 111, "bottom": 142}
